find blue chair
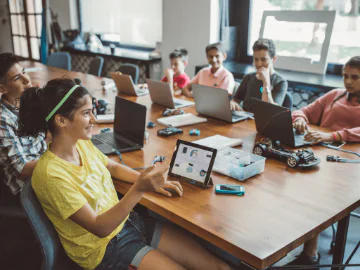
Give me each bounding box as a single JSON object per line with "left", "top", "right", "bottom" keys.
{"left": 282, "top": 92, "right": 293, "bottom": 109}
{"left": 88, "top": 56, "right": 104, "bottom": 77}
{"left": 118, "top": 63, "right": 139, "bottom": 84}
{"left": 47, "top": 52, "right": 72, "bottom": 70}
{"left": 20, "top": 180, "right": 81, "bottom": 270}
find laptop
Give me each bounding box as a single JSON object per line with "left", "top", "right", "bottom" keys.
{"left": 110, "top": 72, "right": 149, "bottom": 96}
{"left": 146, "top": 79, "right": 195, "bottom": 109}
{"left": 91, "top": 97, "right": 146, "bottom": 155}
{"left": 192, "top": 84, "right": 254, "bottom": 123}
{"left": 251, "top": 97, "right": 310, "bottom": 147}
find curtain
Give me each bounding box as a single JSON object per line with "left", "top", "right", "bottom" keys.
{"left": 219, "top": 0, "right": 229, "bottom": 42}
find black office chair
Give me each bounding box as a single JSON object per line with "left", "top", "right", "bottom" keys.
{"left": 0, "top": 172, "right": 26, "bottom": 219}
{"left": 88, "top": 56, "right": 104, "bottom": 76}
{"left": 47, "top": 52, "right": 72, "bottom": 70}
{"left": 282, "top": 92, "right": 293, "bottom": 109}
{"left": 118, "top": 63, "right": 139, "bottom": 84}
{"left": 330, "top": 212, "right": 360, "bottom": 253}
{"left": 20, "top": 180, "right": 81, "bottom": 270}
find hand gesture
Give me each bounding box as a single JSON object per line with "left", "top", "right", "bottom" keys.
{"left": 293, "top": 118, "right": 308, "bottom": 134}
{"left": 304, "top": 131, "right": 333, "bottom": 145}
{"left": 230, "top": 100, "right": 242, "bottom": 111}
{"left": 134, "top": 165, "right": 169, "bottom": 193}
{"left": 256, "top": 67, "right": 270, "bottom": 85}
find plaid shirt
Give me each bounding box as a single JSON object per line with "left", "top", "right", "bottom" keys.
{"left": 0, "top": 97, "right": 47, "bottom": 195}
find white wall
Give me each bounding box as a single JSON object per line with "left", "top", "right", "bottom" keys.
{"left": 50, "top": 0, "right": 78, "bottom": 30}
{"left": 0, "top": 0, "right": 13, "bottom": 53}
{"left": 162, "top": 0, "right": 220, "bottom": 77}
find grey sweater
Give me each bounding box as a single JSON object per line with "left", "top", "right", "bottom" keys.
{"left": 233, "top": 72, "right": 288, "bottom": 112}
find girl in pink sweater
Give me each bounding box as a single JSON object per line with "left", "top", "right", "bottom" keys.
{"left": 292, "top": 56, "right": 360, "bottom": 144}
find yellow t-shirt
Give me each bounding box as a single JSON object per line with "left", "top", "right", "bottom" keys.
{"left": 32, "top": 140, "right": 127, "bottom": 270}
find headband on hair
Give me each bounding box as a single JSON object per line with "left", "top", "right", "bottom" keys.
{"left": 45, "top": 85, "right": 79, "bottom": 122}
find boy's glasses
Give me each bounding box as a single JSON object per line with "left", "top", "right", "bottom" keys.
{"left": 161, "top": 109, "right": 184, "bottom": 116}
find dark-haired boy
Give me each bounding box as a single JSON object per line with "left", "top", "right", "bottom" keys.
{"left": 161, "top": 48, "right": 190, "bottom": 95}
{"left": 0, "top": 53, "right": 47, "bottom": 195}
{"left": 182, "top": 42, "right": 235, "bottom": 97}
{"left": 230, "top": 38, "right": 288, "bottom": 112}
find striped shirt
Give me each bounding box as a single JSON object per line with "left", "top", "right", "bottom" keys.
{"left": 0, "top": 97, "right": 47, "bottom": 195}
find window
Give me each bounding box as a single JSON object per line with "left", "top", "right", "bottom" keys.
{"left": 8, "top": 0, "right": 43, "bottom": 60}
{"left": 81, "top": 0, "right": 162, "bottom": 48}
{"left": 249, "top": 0, "right": 360, "bottom": 65}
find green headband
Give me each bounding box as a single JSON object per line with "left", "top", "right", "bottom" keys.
{"left": 45, "top": 85, "right": 80, "bottom": 122}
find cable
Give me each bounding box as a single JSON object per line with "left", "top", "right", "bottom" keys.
{"left": 321, "top": 143, "right": 360, "bottom": 158}
{"left": 321, "top": 143, "right": 360, "bottom": 163}
{"left": 115, "top": 151, "right": 165, "bottom": 170}
{"left": 326, "top": 155, "right": 360, "bottom": 163}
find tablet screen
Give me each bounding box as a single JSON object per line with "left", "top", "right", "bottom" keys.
{"left": 169, "top": 140, "right": 217, "bottom": 185}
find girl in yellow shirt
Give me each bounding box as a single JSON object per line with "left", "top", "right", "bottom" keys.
{"left": 18, "top": 78, "right": 231, "bottom": 270}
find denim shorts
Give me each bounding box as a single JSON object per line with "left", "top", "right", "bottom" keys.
{"left": 95, "top": 211, "right": 162, "bottom": 270}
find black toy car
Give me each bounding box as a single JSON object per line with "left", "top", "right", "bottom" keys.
{"left": 253, "top": 138, "right": 321, "bottom": 168}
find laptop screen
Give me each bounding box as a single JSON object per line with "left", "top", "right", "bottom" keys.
{"left": 114, "top": 97, "right": 146, "bottom": 146}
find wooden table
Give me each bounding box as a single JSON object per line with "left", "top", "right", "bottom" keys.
{"left": 23, "top": 61, "right": 360, "bottom": 270}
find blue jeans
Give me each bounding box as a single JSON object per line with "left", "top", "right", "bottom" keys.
{"left": 95, "top": 211, "right": 162, "bottom": 270}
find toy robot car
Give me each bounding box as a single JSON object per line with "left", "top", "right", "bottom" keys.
{"left": 253, "top": 138, "right": 320, "bottom": 168}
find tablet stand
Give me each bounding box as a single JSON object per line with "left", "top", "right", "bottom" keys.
{"left": 190, "top": 177, "right": 213, "bottom": 189}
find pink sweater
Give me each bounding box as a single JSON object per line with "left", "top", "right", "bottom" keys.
{"left": 292, "top": 89, "right": 360, "bottom": 142}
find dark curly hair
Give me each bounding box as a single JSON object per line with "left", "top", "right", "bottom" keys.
{"left": 17, "top": 78, "right": 90, "bottom": 137}
{"left": 0, "top": 53, "right": 19, "bottom": 82}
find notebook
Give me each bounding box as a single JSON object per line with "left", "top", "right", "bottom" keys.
{"left": 157, "top": 113, "right": 207, "bottom": 127}
{"left": 194, "top": 135, "right": 243, "bottom": 150}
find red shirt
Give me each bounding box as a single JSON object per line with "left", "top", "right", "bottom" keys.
{"left": 161, "top": 73, "right": 190, "bottom": 89}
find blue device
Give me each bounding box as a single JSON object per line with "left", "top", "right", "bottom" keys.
{"left": 189, "top": 129, "right": 200, "bottom": 136}
{"left": 147, "top": 121, "right": 156, "bottom": 128}
{"left": 215, "top": 184, "right": 245, "bottom": 196}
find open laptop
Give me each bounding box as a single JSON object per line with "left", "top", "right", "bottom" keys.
{"left": 192, "top": 84, "right": 254, "bottom": 123}
{"left": 110, "top": 72, "right": 149, "bottom": 96}
{"left": 251, "top": 97, "right": 310, "bottom": 147}
{"left": 146, "top": 79, "right": 195, "bottom": 109}
{"left": 91, "top": 97, "right": 146, "bottom": 155}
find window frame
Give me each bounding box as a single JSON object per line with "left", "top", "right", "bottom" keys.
{"left": 8, "top": 0, "right": 43, "bottom": 60}
{"left": 230, "top": 0, "right": 346, "bottom": 75}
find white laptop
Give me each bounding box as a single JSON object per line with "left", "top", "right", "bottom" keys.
{"left": 193, "top": 84, "right": 253, "bottom": 123}
{"left": 146, "top": 79, "right": 194, "bottom": 109}
{"left": 110, "top": 72, "right": 149, "bottom": 96}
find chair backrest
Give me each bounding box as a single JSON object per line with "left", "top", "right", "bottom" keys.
{"left": 118, "top": 63, "right": 139, "bottom": 84}
{"left": 88, "top": 56, "right": 104, "bottom": 76}
{"left": 47, "top": 52, "right": 72, "bottom": 70}
{"left": 20, "top": 180, "right": 81, "bottom": 270}
{"left": 282, "top": 92, "right": 293, "bottom": 110}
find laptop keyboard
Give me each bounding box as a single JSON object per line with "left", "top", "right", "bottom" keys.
{"left": 93, "top": 133, "right": 131, "bottom": 149}
{"left": 294, "top": 134, "right": 311, "bottom": 146}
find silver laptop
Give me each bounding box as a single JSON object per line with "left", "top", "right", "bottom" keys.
{"left": 146, "top": 79, "right": 195, "bottom": 109}
{"left": 110, "top": 72, "right": 149, "bottom": 96}
{"left": 193, "top": 84, "right": 254, "bottom": 123}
